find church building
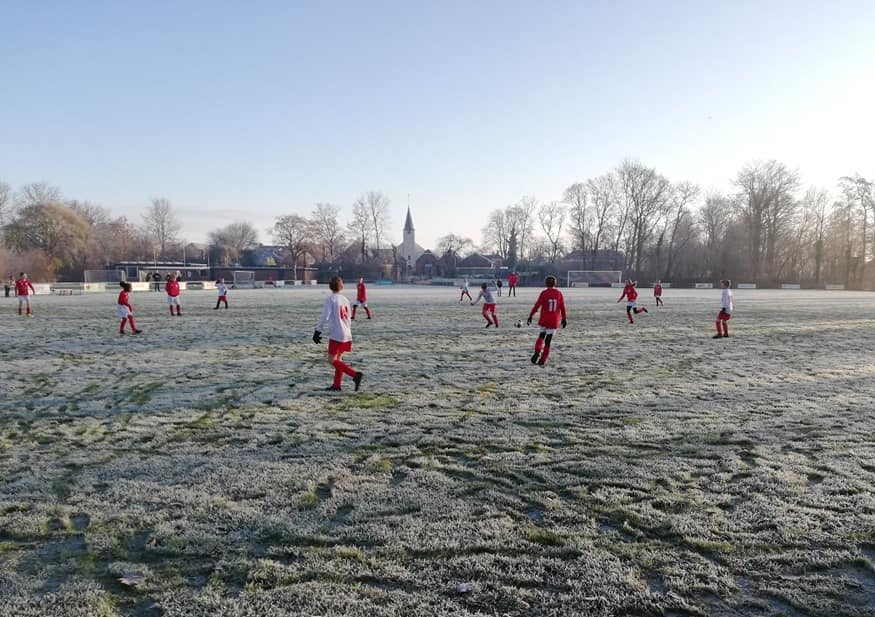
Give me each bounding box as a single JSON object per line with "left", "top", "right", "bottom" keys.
{"left": 398, "top": 207, "right": 423, "bottom": 278}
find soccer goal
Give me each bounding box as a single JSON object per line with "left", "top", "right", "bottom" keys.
{"left": 233, "top": 270, "right": 256, "bottom": 288}
{"left": 84, "top": 269, "right": 126, "bottom": 292}
{"left": 567, "top": 270, "right": 623, "bottom": 288}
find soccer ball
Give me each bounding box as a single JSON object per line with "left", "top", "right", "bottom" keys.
{"left": 515, "top": 319, "right": 522, "bottom": 328}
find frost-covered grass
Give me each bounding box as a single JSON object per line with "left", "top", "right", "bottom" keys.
{"left": 1, "top": 286, "right": 874, "bottom": 617}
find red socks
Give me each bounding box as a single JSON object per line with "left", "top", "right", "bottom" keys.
{"left": 332, "top": 360, "right": 356, "bottom": 388}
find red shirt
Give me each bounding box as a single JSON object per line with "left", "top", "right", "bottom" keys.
{"left": 165, "top": 280, "right": 180, "bottom": 297}
{"left": 15, "top": 278, "right": 35, "bottom": 296}
{"left": 508, "top": 273, "right": 519, "bottom": 286}
{"left": 356, "top": 282, "right": 367, "bottom": 302}
{"left": 117, "top": 290, "right": 132, "bottom": 310}
{"left": 619, "top": 284, "right": 638, "bottom": 302}
{"left": 654, "top": 283, "right": 662, "bottom": 296}
{"left": 529, "top": 287, "right": 566, "bottom": 329}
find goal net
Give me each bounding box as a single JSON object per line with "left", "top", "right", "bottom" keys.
{"left": 567, "top": 270, "right": 623, "bottom": 288}
{"left": 233, "top": 270, "right": 256, "bottom": 288}
{"left": 84, "top": 269, "right": 126, "bottom": 292}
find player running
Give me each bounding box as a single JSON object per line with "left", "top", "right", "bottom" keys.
{"left": 471, "top": 281, "right": 499, "bottom": 328}
{"left": 459, "top": 277, "right": 473, "bottom": 302}
{"left": 313, "top": 276, "right": 364, "bottom": 392}
{"left": 617, "top": 279, "right": 648, "bottom": 323}
{"left": 527, "top": 276, "right": 567, "bottom": 366}
{"left": 351, "top": 277, "right": 372, "bottom": 320}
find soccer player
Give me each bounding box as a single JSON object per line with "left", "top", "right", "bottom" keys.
{"left": 617, "top": 279, "right": 648, "bottom": 323}
{"left": 714, "top": 279, "right": 733, "bottom": 338}
{"left": 471, "top": 281, "right": 499, "bottom": 328}
{"left": 527, "top": 276, "right": 567, "bottom": 366}
{"left": 15, "top": 272, "right": 36, "bottom": 317}
{"left": 313, "top": 276, "right": 364, "bottom": 392}
{"left": 351, "top": 277, "right": 371, "bottom": 320}
{"left": 459, "top": 277, "right": 473, "bottom": 302}
{"left": 117, "top": 281, "right": 142, "bottom": 335}
{"left": 654, "top": 279, "right": 664, "bottom": 307}
{"left": 215, "top": 278, "right": 229, "bottom": 310}
{"left": 165, "top": 273, "right": 182, "bottom": 316}
{"left": 507, "top": 271, "right": 519, "bottom": 296}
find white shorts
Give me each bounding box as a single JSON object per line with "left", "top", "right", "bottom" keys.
{"left": 355, "top": 300, "right": 368, "bottom": 307}
{"left": 166, "top": 296, "right": 181, "bottom": 306}
{"left": 117, "top": 305, "right": 132, "bottom": 318}
{"left": 539, "top": 327, "right": 558, "bottom": 335}
{"left": 626, "top": 301, "right": 638, "bottom": 309}
{"left": 18, "top": 296, "right": 30, "bottom": 306}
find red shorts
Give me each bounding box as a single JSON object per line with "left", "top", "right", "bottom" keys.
{"left": 483, "top": 303, "right": 496, "bottom": 311}
{"left": 328, "top": 339, "right": 352, "bottom": 354}
{"left": 717, "top": 311, "right": 731, "bottom": 321}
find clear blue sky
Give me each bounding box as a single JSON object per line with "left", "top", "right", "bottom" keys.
{"left": 1, "top": 1, "right": 873, "bottom": 251}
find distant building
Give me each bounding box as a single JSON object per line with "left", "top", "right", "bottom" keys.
{"left": 398, "top": 207, "right": 423, "bottom": 277}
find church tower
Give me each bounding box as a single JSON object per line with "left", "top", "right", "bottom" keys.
{"left": 401, "top": 206, "right": 419, "bottom": 276}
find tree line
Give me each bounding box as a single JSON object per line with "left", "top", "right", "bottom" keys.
{"left": 2, "top": 159, "right": 873, "bottom": 287}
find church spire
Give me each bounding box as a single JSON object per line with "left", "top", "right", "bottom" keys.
{"left": 404, "top": 206, "right": 415, "bottom": 233}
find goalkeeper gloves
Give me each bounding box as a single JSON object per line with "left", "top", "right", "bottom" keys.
{"left": 561, "top": 319, "right": 567, "bottom": 328}
{"left": 526, "top": 317, "right": 532, "bottom": 326}
{"left": 312, "top": 330, "right": 322, "bottom": 344}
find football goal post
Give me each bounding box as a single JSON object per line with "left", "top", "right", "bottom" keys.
{"left": 84, "top": 269, "right": 126, "bottom": 292}
{"left": 232, "top": 270, "right": 256, "bottom": 288}
{"left": 566, "top": 270, "right": 623, "bottom": 288}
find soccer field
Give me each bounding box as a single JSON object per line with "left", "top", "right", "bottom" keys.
{"left": 1, "top": 286, "right": 874, "bottom": 617}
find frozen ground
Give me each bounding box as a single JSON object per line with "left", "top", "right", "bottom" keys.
{"left": 0, "top": 285, "right": 873, "bottom": 617}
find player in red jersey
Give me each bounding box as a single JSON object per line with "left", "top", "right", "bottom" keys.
{"left": 14, "top": 272, "right": 36, "bottom": 317}
{"left": 165, "top": 273, "right": 182, "bottom": 316}
{"left": 351, "top": 277, "right": 372, "bottom": 320}
{"left": 653, "top": 279, "right": 664, "bottom": 307}
{"left": 507, "top": 271, "right": 519, "bottom": 296}
{"left": 617, "top": 279, "right": 648, "bottom": 323}
{"left": 117, "top": 281, "right": 142, "bottom": 335}
{"left": 526, "top": 276, "right": 567, "bottom": 366}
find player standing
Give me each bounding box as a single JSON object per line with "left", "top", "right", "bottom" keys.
{"left": 471, "top": 282, "right": 499, "bottom": 328}
{"left": 654, "top": 279, "right": 664, "bottom": 307}
{"left": 215, "top": 278, "right": 229, "bottom": 309}
{"left": 527, "top": 276, "right": 567, "bottom": 366}
{"left": 117, "top": 281, "right": 142, "bottom": 335}
{"left": 617, "top": 279, "right": 648, "bottom": 323}
{"left": 313, "top": 276, "right": 364, "bottom": 392}
{"left": 165, "top": 273, "right": 182, "bottom": 316}
{"left": 351, "top": 277, "right": 372, "bottom": 320}
{"left": 15, "top": 272, "right": 36, "bottom": 317}
{"left": 714, "top": 279, "right": 733, "bottom": 338}
{"left": 507, "top": 271, "right": 519, "bottom": 296}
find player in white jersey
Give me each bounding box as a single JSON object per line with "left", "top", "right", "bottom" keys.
{"left": 713, "top": 279, "right": 733, "bottom": 338}
{"left": 313, "top": 276, "right": 363, "bottom": 391}
{"left": 215, "top": 278, "right": 229, "bottom": 309}
{"left": 471, "top": 282, "right": 499, "bottom": 328}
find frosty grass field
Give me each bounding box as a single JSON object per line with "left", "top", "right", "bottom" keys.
{"left": 1, "top": 285, "right": 874, "bottom": 617}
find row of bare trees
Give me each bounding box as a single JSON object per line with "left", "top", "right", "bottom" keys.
{"left": 476, "top": 160, "right": 874, "bottom": 288}
{"left": 0, "top": 181, "right": 394, "bottom": 281}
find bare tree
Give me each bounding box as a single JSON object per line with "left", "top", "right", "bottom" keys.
{"left": 142, "top": 198, "right": 181, "bottom": 258}
{"left": 564, "top": 182, "right": 589, "bottom": 255}
{"left": 348, "top": 197, "right": 372, "bottom": 264}
{"left": 16, "top": 182, "right": 61, "bottom": 209}
{"left": 698, "top": 193, "right": 733, "bottom": 279}
{"left": 838, "top": 174, "right": 874, "bottom": 288}
{"left": 797, "top": 187, "right": 831, "bottom": 284}
{"left": 0, "top": 180, "right": 11, "bottom": 226}
{"left": 309, "top": 203, "right": 345, "bottom": 265}
{"left": 538, "top": 201, "right": 567, "bottom": 263}
{"left": 617, "top": 160, "right": 671, "bottom": 274}
{"left": 437, "top": 233, "right": 474, "bottom": 257}
{"left": 272, "top": 215, "right": 311, "bottom": 277}
{"left": 654, "top": 181, "right": 699, "bottom": 280}
{"left": 508, "top": 196, "right": 538, "bottom": 263}
{"left": 587, "top": 173, "right": 620, "bottom": 266}
{"left": 733, "top": 160, "right": 800, "bottom": 281}
{"left": 481, "top": 209, "right": 510, "bottom": 260}
{"left": 363, "top": 190, "right": 391, "bottom": 256}
{"left": 208, "top": 222, "right": 258, "bottom": 266}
